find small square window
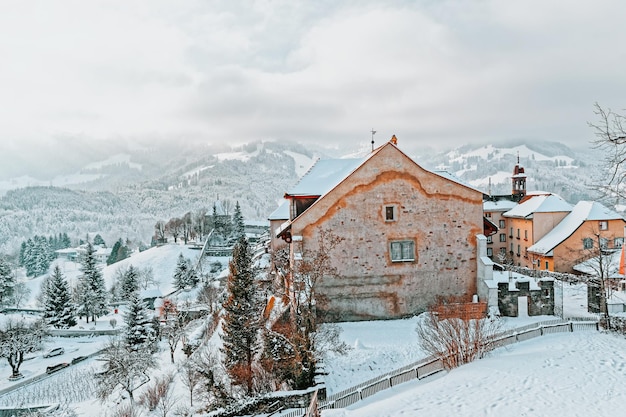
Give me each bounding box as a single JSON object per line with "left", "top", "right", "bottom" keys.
{"left": 385, "top": 205, "right": 396, "bottom": 221}
{"left": 615, "top": 237, "right": 624, "bottom": 248}
{"left": 390, "top": 240, "right": 414, "bottom": 262}
{"left": 599, "top": 221, "right": 608, "bottom": 231}
{"left": 583, "top": 238, "right": 593, "bottom": 250}
{"left": 486, "top": 235, "right": 493, "bottom": 243}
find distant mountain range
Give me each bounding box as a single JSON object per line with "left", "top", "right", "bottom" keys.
{"left": 0, "top": 139, "right": 606, "bottom": 255}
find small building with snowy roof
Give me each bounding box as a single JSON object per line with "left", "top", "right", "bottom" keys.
{"left": 528, "top": 201, "right": 626, "bottom": 273}
{"left": 503, "top": 193, "right": 573, "bottom": 269}
{"left": 275, "top": 137, "right": 487, "bottom": 321}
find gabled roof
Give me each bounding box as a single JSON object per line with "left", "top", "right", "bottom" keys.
{"left": 284, "top": 142, "right": 484, "bottom": 199}
{"left": 268, "top": 199, "right": 289, "bottom": 221}
{"left": 503, "top": 194, "right": 572, "bottom": 219}
{"left": 484, "top": 199, "right": 518, "bottom": 212}
{"left": 285, "top": 157, "right": 366, "bottom": 197}
{"left": 528, "top": 201, "right": 625, "bottom": 255}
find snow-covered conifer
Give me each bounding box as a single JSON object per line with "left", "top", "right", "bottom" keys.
{"left": 221, "top": 236, "right": 261, "bottom": 394}
{"left": 76, "top": 242, "right": 108, "bottom": 323}
{"left": 44, "top": 265, "right": 76, "bottom": 329}
{"left": 123, "top": 292, "right": 157, "bottom": 352}
{"left": 0, "top": 256, "right": 15, "bottom": 307}
{"left": 120, "top": 265, "right": 140, "bottom": 301}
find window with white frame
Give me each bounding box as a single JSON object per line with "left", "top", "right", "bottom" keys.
{"left": 600, "top": 237, "right": 609, "bottom": 249}
{"left": 390, "top": 240, "right": 414, "bottom": 262}
{"left": 499, "top": 219, "right": 505, "bottom": 228}
{"left": 487, "top": 247, "right": 493, "bottom": 257}
{"left": 583, "top": 238, "right": 593, "bottom": 250}
{"left": 486, "top": 235, "right": 493, "bottom": 243}
{"left": 500, "top": 233, "right": 506, "bottom": 242}
{"left": 615, "top": 237, "right": 624, "bottom": 248}
{"left": 385, "top": 205, "right": 397, "bottom": 221}
{"left": 599, "top": 220, "right": 608, "bottom": 231}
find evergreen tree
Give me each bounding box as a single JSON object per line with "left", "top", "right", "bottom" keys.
{"left": 61, "top": 233, "right": 72, "bottom": 248}
{"left": 123, "top": 292, "right": 157, "bottom": 352}
{"left": 76, "top": 242, "right": 108, "bottom": 323}
{"left": 221, "top": 236, "right": 260, "bottom": 394}
{"left": 107, "top": 238, "right": 129, "bottom": 265}
{"left": 231, "top": 201, "right": 245, "bottom": 241}
{"left": 0, "top": 257, "right": 15, "bottom": 307}
{"left": 107, "top": 239, "right": 121, "bottom": 265}
{"left": 172, "top": 253, "right": 197, "bottom": 290}
{"left": 93, "top": 234, "right": 106, "bottom": 247}
{"left": 44, "top": 265, "right": 76, "bottom": 329}
{"left": 120, "top": 265, "right": 140, "bottom": 301}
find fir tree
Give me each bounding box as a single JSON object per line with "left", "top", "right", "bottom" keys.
{"left": 231, "top": 201, "right": 245, "bottom": 241}
{"left": 0, "top": 257, "right": 15, "bottom": 307}
{"left": 107, "top": 240, "right": 121, "bottom": 265}
{"left": 93, "top": 234, "right": 106, "bottom": 247}
{"left": 120, "top": 265, "right": 140, "bottom": 301}
{"left": 123, "top": 292, "right": 157, "bottom": 352}
{"left": 221, "top": 236, "right": 260, "bottom": 394}
{"left": 76, "top": 242, "right": 108, "bottom": 323}
{"left": 44, "top": 265, "right": 76, "bottom": 329}
{"left": 172, "top": 253, "right": 197, "bottom": 290}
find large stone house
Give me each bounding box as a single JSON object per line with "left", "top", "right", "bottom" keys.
{"left": 274, "top": 137, "right": 485, "bottom": 321}
{"left": 528, "top": 201, "right": 626, "bottom": 273}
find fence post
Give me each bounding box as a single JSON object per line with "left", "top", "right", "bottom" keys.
{"left": 389, "top": 377, "right": 393, "bottom": 387}
{"left": 569, "top": 322, "right": 573, "bottom": 332}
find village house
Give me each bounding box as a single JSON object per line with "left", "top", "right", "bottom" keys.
{"left": 502, "top": 192, "right": 573, "bottom": 268}
{"left": 529, "top": 201, "right": 626, "bottom": 273}
{"left": 275, "top": 137, "right": 486, "bottom": 321}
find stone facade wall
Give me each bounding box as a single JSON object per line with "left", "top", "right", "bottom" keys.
{"left": 497, "top": 279, "right": 554, "bottom": 317}
{"left": 290, "top": 144, "right": 484, "bottom": 321}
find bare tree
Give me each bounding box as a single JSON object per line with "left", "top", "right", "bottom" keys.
{"left": 139, "top": 373, "right": 175, "bottom": 415}
{"left": 589, "top": 103, "right": 626, "bottom": 205}
{"left": 575, "top": 232, "right": 617, "bottom": 328}
{"left": 165, "top": 218, "right": 183, "bottom": 243}
{"left": 180, "top": 363, "right": 202, "bottom": 407}
{"left": 96, "top": 339, "right": 155, "bottom": 403}
{"left": 155, "top": 220, "right": 167, "bottom": 245}
{"left": 0, "top": 318, "right": 46, "bottom": 379}
{"left": 416, "top": 311, "right": 502, "bottom": 369}
{"left": 181, "top": 212, "right": 194, "bottom": 244}
{"left": 262, "top": 228, "right": 344, "bottom": 389}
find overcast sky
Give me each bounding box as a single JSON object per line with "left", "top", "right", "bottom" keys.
{"left": 1, "top": 0, "right": 625, "bottom": 159}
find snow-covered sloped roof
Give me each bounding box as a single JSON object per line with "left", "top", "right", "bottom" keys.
{"left": 268, "top": 199, "right": 289, "bottom": 221}
{"left": 504, "top": 194, "right": 572, "bottom": 219}
{"left": 573, "top": 248, "right": 624, "bottom": 277}
{"left": 429, "top": 170, "right": 485, "bottom": 194}
{"left": 529, "top": 201, "right": 625, "bottom": 255}
{"left": 285, "top": 157, "right": 366, "bottom": 197}
{"left": 484, "top": 199, "right": 518, "bottom": 212}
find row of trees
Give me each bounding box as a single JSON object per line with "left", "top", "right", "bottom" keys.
{"left": 153, "top": 200, "right": 246, "bottom": 247}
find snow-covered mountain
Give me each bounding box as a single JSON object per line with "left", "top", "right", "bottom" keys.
{"left": 0, "top": 139, "right": 604, "bottom": 256}
{"left": 415, "top": 141, "right": 602, "bottom": 203}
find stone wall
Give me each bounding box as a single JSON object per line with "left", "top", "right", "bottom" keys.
{"left": 497, "top": 279, "right": 554, "bottom": 317}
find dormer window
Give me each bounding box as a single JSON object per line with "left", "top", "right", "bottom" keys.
{"left": 385, "top": 205, "right": 397, "bottom": 222}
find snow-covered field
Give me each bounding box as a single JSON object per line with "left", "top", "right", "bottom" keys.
{"left": 0, "top": 247, "right": 616, "bottom": 417}
{"left": 323, "top": 330, "right": 626, "bottom": 417}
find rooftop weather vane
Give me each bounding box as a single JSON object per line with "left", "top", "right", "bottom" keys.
{"left": 371, "top": 129, "right": 376, "bottom": 151}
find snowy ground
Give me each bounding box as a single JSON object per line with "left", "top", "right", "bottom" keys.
{"left": 0, "top": 252, "right": 613, "bottom": 417}
{"left": 322, "top": 331, "right": 626, "bottom": 417}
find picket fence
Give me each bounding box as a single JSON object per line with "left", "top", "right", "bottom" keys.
{"left": 271, "top": 318, "right": 599, "bottom": 417}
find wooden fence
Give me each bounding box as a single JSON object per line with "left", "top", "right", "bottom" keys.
{"left": 273, "top": 318, "right": 599, "bottom": 417}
